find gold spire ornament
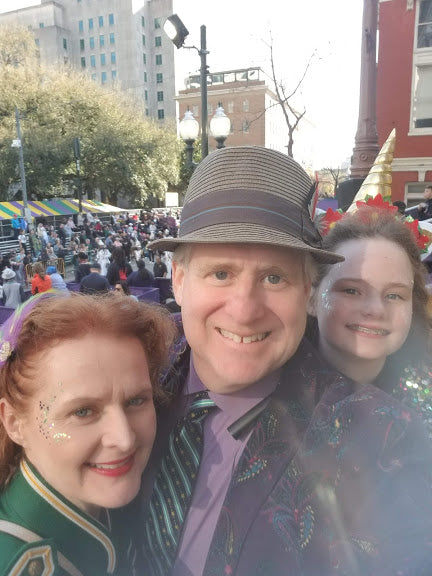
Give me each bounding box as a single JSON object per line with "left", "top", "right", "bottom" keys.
{"left": 347, "top": 128, "right": 396, "bottom": 213}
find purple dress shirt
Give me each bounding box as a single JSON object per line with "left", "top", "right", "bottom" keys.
{"left": 172, "top": 355, "right": 280, "bottom": 576}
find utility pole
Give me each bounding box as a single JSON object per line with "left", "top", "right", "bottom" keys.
{"left": 13, "top": 107, "right": 31, "bottom": 222}
{"left": 73, "top": 137, "right": 82, "bottom": 213}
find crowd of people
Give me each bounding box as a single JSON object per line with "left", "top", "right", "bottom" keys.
{"left": 0, "top": 142, "right": 431, "bottom": 575}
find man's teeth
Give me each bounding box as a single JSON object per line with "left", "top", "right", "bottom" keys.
{"left": 351, "top": 325, "right": 388, "bottom": 335}
{"left": 219, "top": 329, "right": 267, "bottom": 343}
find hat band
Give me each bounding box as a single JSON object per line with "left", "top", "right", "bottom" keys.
{"left": 180, "top": 189, "right": 322, "bottom": 248}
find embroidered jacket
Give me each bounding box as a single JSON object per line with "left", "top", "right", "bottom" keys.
{"left": 0, "top": 460, "right": 134, "bottom": 576}
{"left": 138, "top": 337, "right": 432, "bottom": 576}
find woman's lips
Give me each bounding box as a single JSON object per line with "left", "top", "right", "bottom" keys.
{"left": 87, "top": 455, "right": 135, "bottom": 477}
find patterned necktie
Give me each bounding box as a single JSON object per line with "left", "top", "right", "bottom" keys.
{"left": 143, "top": 390, "right": 217, "bottom": 576}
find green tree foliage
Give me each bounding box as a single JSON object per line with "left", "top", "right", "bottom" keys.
{"left": 0, "top": 25, "right": 181, "bottom": 206}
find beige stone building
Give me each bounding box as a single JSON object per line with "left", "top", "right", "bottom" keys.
{"left": 0, "top": 0, "right": 177, "bottom": 121}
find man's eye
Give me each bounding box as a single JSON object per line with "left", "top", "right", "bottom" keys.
{"left": 127, "top": 397, "right": 147, "bottom": 407}
{"left": 266, "top": 275, "right": 281, "bottom": 285}
{"left": 214, "top": 271, "right": 228, "bottom": 280}
{"left": 74, "top": 408, "right": 92, "bottom": 418}
{"left": 386, "top": 293, "right": 402, "bottom": 301}
{"left": 342, "top": 288, "right": 358, "bottom": 295}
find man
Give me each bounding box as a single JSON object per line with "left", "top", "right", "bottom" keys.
{"left": 152, "top": 253, "right": 167, "bottom": 278}
{"left": 136, "top": 147, "right": 432, "bottom": 576}
{"left": 10, "top": 214, "right": 21, "bottom": 239}
{"left": 418, "top": 184, "right": 432, "bottom": 220}
{"left": 74, "top": 252, "right": 91, "bottom": 283}
{"left": 79, "top": 261, "right": 110, "bottom": 294}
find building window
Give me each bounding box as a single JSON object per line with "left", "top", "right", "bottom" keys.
{"left": 141, "top": 16, "right": 145, "bottom": 28}
{"left": 91, "top": 73, "right": 97, "bottom": 81}
{"left": 39, "top": 22, "right": 44, "bottom": 29}
{"left": 155, "top": 36, "right": 162, "bottom": 47}
{"left": 90, "top": 54, "right": 96, "bottom": 67}
{"left": 192, "top": 105, "right": 199, "bottom": 117}
{"left": 145, "top": 90, "right": 148, "bottom": 101}
{"left": 158, "top": 109, "right": 165, "bottom": 120}
{"left": 99, "top": 15, "right": 104, "bottom": 27}
{"left": 109, "top": 13, "right": 114, "bottom": 26}
{"left": 101, "top": 71, "right": 107, "bottom": 84}
{"left": 63, "top": 38, "right": 67, "bottom": 50}
{"left": 109, "top": 32, "right": 115, "bottom": 45}
{"left": 418, "top": 0, "right": 432, "bottom": 47}
{"left": 78, "top": 20, "right": 84, "bottom": 33}
{"left": 228, "top": 101, "right": 234, "bottom": 113}
{"left": 157, "top": 91, "right": 164, "bottom": 102}
{"left": 156, "top": 73, "right": 163, "bottom": 83}
{"left": 413, "top": 64, "right": 432, "bottom": 127}
{"left": 142, "top": 53, "right": 146, "bottom": 64}
{"left": 112, "top": 70, "right": 117, "bottom": 79}
{"left": 243, "top": 99, "right": 249, "bottom": 112}
{"left": 88, "top": 18, "right": 94, "bottom": 30}
{"left": 208, "top": 103, "right": 213, "bottom": 115}
{"left": 99, "top": 34, "right": 105, "bottom": 47}
{"left": 79, "top": 38, "right": 85, "bottom": 51}
{"left": 142, "top": 34, "right": 146, "bottom": 46}
{"left": 111, "top": 51, "right": 116, "bottom": 64}
{"left": 89, "top": 36, "right": 95, "bottom": 49}
{"left": 156, "top": 54, "right": 162, "bottom": 65}
{"left": 145, "top": 108, "right": 149, "bottom": 116}
{"left": 81, "top": 57, "right": 86, "bottom": 68}
{"left": 154, "top": 17, "right": 161, "bottom": 29}
{"left": 242, "top": 120, "right": 250, "bottom": 133}
{"left": 35, "top": 38, "right": 40, "bottom": 47}
{"left": 100, "top": 53, "right": 106, "bottom": 66}
{"left": 144, "top": 71, "right": 147, "bottom": 82}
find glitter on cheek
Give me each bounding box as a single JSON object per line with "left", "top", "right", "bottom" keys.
{"left": 320, "top": 288, "right": 333, "bottom": 311}
{"left": 52, "top": 432, "right": 71, "bottom": 443}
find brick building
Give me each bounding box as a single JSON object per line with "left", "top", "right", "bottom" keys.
{"left": 177, "top": 67, "right": 289, "bottom": 153}
{"left": 377, "top": 0, "right": 432, "bottom": 205}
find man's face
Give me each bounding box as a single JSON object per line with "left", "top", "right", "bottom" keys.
{"left": 424, "top": 186, "right": 432, "bottom": 200}
{"left": 172, "top": 243, "right": 311, "bottom": 394}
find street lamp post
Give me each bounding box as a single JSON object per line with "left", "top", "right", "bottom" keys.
{"left": 164, "top": 14, "right": 209, "bottom": 158}
{"left": 12, "top": 107, "right": 30, "bottom": 222}
{"left": 179, "top": 109, "right": 200, "bottom": 169}
{"left": 209, "top": 103, "right": 231, "bottom": 149}
{"left": 73, "top": 137, "right": 83, "bottom": 213}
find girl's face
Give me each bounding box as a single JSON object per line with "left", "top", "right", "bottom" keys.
{"left": 310, "top": 238, "right": 414, "bottom": 382}
{"left": 1, "top": 334, "right": 156, "bottom": 518}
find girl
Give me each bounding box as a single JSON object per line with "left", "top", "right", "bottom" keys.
{"left": 309, "top": 205, "right": 432, "bottom": 432}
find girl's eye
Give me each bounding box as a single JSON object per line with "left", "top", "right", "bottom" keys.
{"left": 74, "top": 407, "right": 92, "bottom": 418}
{"left": 127, "top": 397, "right": 147, "bottom": 407}
{"left": 214, "top": 271, "right": 228, "bottom": 280}
{"left": 265, "top": 274, "right": 281, "bottom": 285}
{"left": 342, "top": 288, "right": 358, "bottom": 295}
{"left": 386, "top": 293, "right": 402, "bottom": 300}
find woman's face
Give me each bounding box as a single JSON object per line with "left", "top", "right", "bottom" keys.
{"left": 10, "top": 333, "right": 156, "bottom": 517}
{"left": 311, "top": 238, "right": 414, "bottom": 380}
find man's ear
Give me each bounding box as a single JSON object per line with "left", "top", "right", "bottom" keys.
{"left": 307, "top": 286, "right": 317, "bottom": 317}
{"left": 0, "top": 398, "right": 25, "bottom": 447}
{"left": 171, "top": 260, "right": 185, "bottom": 307}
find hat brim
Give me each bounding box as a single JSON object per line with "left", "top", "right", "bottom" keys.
{"left": 147, "top": 222, "right": 344, "bottom": 264}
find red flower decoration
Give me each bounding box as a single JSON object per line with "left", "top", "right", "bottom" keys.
{"left": 357, "top": 194, "right": 398, "bottom": 213}
{"left": 321, "top": 208, "right": 343, "bottom": 235}
{"left": 404, "top": 219, "right": 431, "bottom": 251}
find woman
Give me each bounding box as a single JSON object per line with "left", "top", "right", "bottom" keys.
{"left": 309, "top": 205, "right": 432, "bottom": 431}
{"left": 106, "top": 247, "right": 132, "bottom": 286}
{"left": 0, "top": 292, "right": 176, "bottom": 574}
{"left": 114, "top": 280, "right": 139, "bottom": 301}
{"left": 31, "top": 262, "right": 52, "bottom": 295}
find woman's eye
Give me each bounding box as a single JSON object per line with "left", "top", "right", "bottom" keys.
{"left": 214, "top": 271, "right": 228, "bottom": 280}
{"left": 127, "top": 397, "right": 146, "bottom": 407}
{"left": 74, "top": 407, "right": 92, "bottom": 418}
{"left": 386, "top": 293, "right": 402, "bottom": 301}
{"left": 342, "top": 288, "right": 358, "bottom": 295}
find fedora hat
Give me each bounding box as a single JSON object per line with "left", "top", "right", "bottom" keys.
{"left": 149, "top": 146, "right": 343, "bottom": 263}
{"left": 2, "top": 268, "right": 15, "bottom": 280}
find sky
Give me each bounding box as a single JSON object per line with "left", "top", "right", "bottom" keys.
{"left": 0, "top": 0, "right": 364, "bottom": 168}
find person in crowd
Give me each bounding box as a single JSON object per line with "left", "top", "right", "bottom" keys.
{"left": 114, "top": 280, "right": 139, "bottom": 301}
{"left": 28, "top": 229, "right": 42, "bottom": 261}
{"left": 1, "top": 268, "right": 24, "bottom": 309}
{"left": 131, "top": 146, "right": 432, "bottom": 576}
{"left": 74, "top": 252, "right": 92, "bottom": 283}
{"left": 80, "top": 261, "right": 111, "bottom": 295}
{"left": 0, "top": 291, "right": 176, "bottom": 574}
{"left": 127, "top": 259, "right": 154, "bottom": 288}
{"left": 10, "top": 215, "right": 21, "bottom": 239}
{"left": 57, "top": 222, "right": 68, "bottom": 247}
{"left": 9, "top": 248, "right": 26, "bottom": 285}
{"left": 106, "top": 247, "right": 133, "bottom": 286}
{"left": 17, "top": 229, "right": 27, "bottom": 251}
{"left": 418, "top": 184, "right": 432, "bottom": 220}
{"left": 36, "top": 222, "right": 49, "bottom": 247}
{"left": 96, "top": 243, "right": 112, "bottom": 276}
{"left": 152, "top": 253, "right": 167, "bottom": 278}
{"left": 31, "top": 262, "right": 52, "bottom": 295}
{"left": 46, "top": 265, "right": 68, "bottom": 292}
